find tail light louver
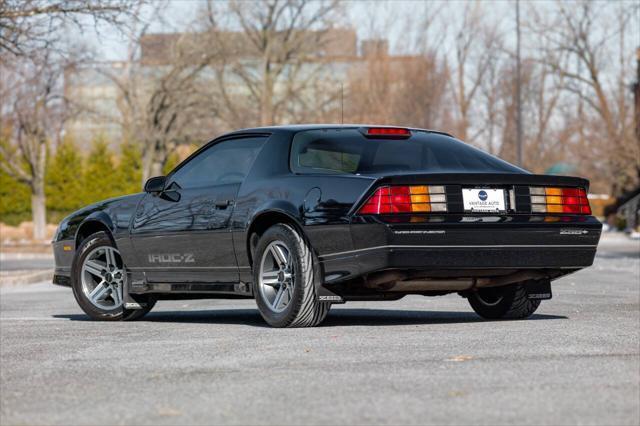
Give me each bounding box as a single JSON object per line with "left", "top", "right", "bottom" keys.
{"left": 358, "top": 185, "right": 447, "bottom": 214}
{"left": 529, "top": 187, "right": 591, "bottom": 214}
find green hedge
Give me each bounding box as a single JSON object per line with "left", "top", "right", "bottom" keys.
{"left": 0, "top": 136, "right": 182, "bottom": 225}
{"left": 0, "top": 168, "right": 32, "bottom": 225}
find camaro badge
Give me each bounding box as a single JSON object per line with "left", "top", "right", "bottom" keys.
{"left": 560, "top": 229, "right": 588, "bottom": 235}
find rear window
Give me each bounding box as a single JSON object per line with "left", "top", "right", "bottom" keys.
{"left": 290, "top": 129, "right": 523, "bottom": 175}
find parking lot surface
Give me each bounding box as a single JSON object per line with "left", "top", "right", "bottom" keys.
{"left": 1, "top": 235, "right": 638, "bottom": 425}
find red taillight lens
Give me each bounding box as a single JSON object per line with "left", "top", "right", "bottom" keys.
{"left": 529, "top": 187, "right": 591, "bottom": 214}
{"left": 366, "top": 127, "right": 411, "bottom": 137}
{"left": 358, "top": 185, "right": 447, "bottom": 214}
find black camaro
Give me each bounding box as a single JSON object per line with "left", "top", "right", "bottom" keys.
{"left": 52, "top": 125, "right": 602, "bottom": 327}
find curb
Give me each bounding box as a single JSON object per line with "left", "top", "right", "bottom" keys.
{"left": 0, "top": 270, "right": 53, "bottom": 286}
{"left": 0, "top": 253, "right": 54, "bottom": 261}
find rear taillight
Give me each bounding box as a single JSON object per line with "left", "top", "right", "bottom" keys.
{"left": 529, "top": 187, "right": 591, "bottom": 214}
{"left": 358, "top": 185, "right": 447, "bottom": 214}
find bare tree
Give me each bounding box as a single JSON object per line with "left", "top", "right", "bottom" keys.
{"left": 447, "top": 2, "right": 503, "bottom": 143}
{"left": 531, "top": 0, "right": 639, "bottom": 194}
{"left": 0, "top": 0, "right": 136, "bottom": 239}
{"left": 345, "top": 50, "right": 449, "bottom": 129}
{"left": 0, "top": 0, "right": 136, "bottom": 58}
{"left": 206, "top": 0, "right": 341, "bottom": 127}
{"left": 524, "top": 63, "right": 565, "bottom": 171}
{"left": 0, "top": 52, "right": 70, "bottom": 239}
{"left": 494, "top": 59, "right": 565, "bottom": 170}
{"left": 346, "top": 52, "right": 394, "bottom": 124}
{"left": 98, "top": 8, "right": 221, "bottom": 182}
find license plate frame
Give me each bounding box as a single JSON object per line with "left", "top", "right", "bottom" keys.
{"left": 462, "top": 188, "right": 506, "bottom": 213}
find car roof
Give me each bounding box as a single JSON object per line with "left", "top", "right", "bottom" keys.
{"left": 221, "top": 124, "right": 454, "bottom": 138}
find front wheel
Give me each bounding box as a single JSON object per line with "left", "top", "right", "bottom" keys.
{"left": 253, "top": 224, "right": 331, "bottom": 328}
{"left": 468, "top": 283, "right": 540, "bottom": 320}
{"left": 71, "top": 231, "right": 155, "bottom": 321}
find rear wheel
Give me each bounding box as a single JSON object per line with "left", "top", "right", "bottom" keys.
{"left": 253, "top": 224, "right": 330, "bottom": 328}
{"left": 468, "top": 283, "right": 540, "bottom": 320}
{"left": 71, "top": 231, "right": 155, "bottom": 321}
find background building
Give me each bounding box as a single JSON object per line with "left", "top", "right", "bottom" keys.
{"left": 63, "top": 28, "right": 428, "bottom": 149}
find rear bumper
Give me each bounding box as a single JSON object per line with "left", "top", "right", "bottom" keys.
{"left": 322, "top": 244, "right": 596, "bottom": 276}
{"left": 319, "top": 214, "right": 602, "bottom": 283}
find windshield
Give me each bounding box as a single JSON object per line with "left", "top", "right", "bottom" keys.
{"left": 290, "top": 128, "right": 525, "bottom": 175}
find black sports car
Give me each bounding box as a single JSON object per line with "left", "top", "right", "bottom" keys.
{"left": 52, "top": 125, "right": 602, "bottom": 327}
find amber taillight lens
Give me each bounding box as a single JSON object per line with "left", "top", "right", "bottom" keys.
{"left": 358, "top": 185, "right": 447, "bottom": 214}
{"left": 529, "top": 187, "right": 591, "bottom": 214}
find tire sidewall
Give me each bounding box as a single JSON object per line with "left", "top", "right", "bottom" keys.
{"left": 468, "top": 285, "right": 518, "bottom": 319}
{"left": 71, "top": 232, "right": 124, "bottom": 321}
{"left": 469, "top": 284, "right": 541, "bottom": 319}
{"left": 252, "top": 225, "right": 306, "bottom": 327}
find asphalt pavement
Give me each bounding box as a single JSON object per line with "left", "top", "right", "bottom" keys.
{"left": 0, "top": 234, "right": 638, "bottom": 425}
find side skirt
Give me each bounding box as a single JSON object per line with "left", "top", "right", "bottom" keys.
{"left": 132, "top": 281, "right": 252, "bottom": 295}
{"left": 123, "top": 275, "right": 253, "bottom": 308}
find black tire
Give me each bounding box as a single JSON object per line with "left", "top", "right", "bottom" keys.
{"left": 468, "top": 283, "right": 540, "bottom": 320}
{"left": 71, "top": 231, "right": 155, "bottom": 321}
{"left": 252, "top": 224, "right": 331, "bottom": 328}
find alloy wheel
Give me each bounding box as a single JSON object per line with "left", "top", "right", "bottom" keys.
{"left": 81, "top": 246, "right": 125, "bottom": 310}
{"left": 259, "top": 241, "right": 295, "bottom": 313}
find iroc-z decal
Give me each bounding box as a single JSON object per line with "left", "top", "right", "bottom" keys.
{"left": 148, "top": 253, "right": 195, "bottom": 264}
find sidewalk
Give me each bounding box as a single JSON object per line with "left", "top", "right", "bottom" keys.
{"left": 0, "top": 270, "right": 53, "bottom": 286}
{"left": 0, "top": 247, "right": 54, "bottom": 286}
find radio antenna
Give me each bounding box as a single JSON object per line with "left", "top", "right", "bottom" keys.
{"left": 340, "top": 82, "right": 344, "bottom": 124}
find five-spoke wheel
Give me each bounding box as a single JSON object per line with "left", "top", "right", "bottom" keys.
{"left": 252, "top": 224, "right": 331, "bottom": 327}
{"left": 71, "top": 231, "right": 155, "bottom": 321}
{"left": 259, "top": 241, "right": 295, "bottom": 313}
{"left": 81, "top": 246, "right": 125, "bottom": 310}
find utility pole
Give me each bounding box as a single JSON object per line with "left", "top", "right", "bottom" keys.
{"left": 516, "top": 0, "right": 523, "bottom": 167}
{"left": 634, "top": 48, "right": 640, "bottom": 143}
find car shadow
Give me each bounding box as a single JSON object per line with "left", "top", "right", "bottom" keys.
{"left": 53, "top": 308, "right": 567, "bottom": 327}
{"left": 322, "top": 309, "right": 567, "bottom": 326}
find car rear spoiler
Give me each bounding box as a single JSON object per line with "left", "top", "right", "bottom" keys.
{"left": 372, "top": 173, "right": 590, "bottom": 191}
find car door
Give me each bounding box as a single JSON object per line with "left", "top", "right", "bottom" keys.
{"left": 129, "top": 136, "right": 268, "bottom": 284}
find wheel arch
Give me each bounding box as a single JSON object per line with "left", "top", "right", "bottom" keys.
{"left": 246, "top": 209, "right": 307, "bottom": 267}
{"left": 75, "top": 213, "right": 116, "bottom": 249}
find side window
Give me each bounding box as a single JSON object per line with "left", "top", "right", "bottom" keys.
{"left": 291, "top": 132, "right": 362, "bottom": 174}
{"left": 298, "top": 147, "right": 360, "bottom": 173}
{"left": 170, "top": 137, "right": 266, "bottom": 189}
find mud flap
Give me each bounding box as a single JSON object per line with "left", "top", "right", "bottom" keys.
{"left": 123, "top": 272, "right": 151, "bottom": 310}
{"left": 312, "top": 252, "right": 345, "bottom": 304}
{"left": 524, "top": 279, "right": 552, "bottom": 300}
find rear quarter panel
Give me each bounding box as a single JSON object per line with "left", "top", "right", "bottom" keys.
{"left": 231, "top": 131, "right": 375, "bottom": 276}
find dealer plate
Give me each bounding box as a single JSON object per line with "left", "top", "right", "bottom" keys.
{"left": 462, "top": 188, "right": 506, "bottom": 212}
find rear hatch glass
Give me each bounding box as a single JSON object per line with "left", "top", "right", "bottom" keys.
{"left": 290, "top": 128, "right": 525, "bottom": 175}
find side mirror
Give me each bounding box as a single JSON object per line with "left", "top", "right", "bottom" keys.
{"left": 144, "top": 176, "right": 166, "bottom": 193}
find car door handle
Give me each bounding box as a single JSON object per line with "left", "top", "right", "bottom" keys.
{"left": 215, "top": 200, "right": 233, "bottom": 209}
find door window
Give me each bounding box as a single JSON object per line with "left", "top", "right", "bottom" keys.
{"left": 170, "top": 137, "right": 266, "bottom": 189}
